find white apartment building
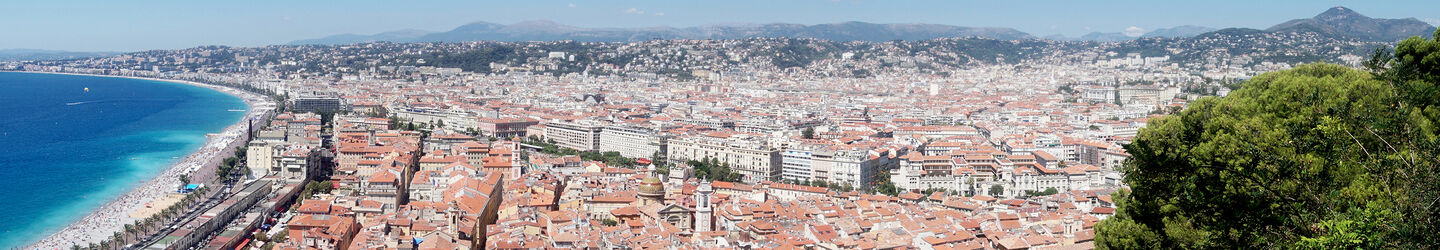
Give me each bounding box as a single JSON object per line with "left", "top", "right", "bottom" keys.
{"left": 245, "top": 140, "right": 278, "bottom": 179}
{"left": 667, "top": 135, "right": 781, "bottom": 184}
{"left": 1004, "top": 164, "right": 1068, "bottom": 197}
{"left": 783, "top": 143, "right": 897, "bottom": 190}
{"left": 735, "top": 119, "right": 788, "bottom": 134}
{"left": 393, "top": 106, "right": 479, "bottom": 131}
{"left": 1117, "top": 86, "right": 1163, "bottom": 106}
{"left": 891, "top": 151, "right": 1115, "bottom": 198}
{"left": 599, "top": 125, "right": 666, "bottom": 159}
{"left": 892, "top": 153, "right": 971, "bottom": 194}
{"left": 278, "top": 146, "right": 316, "bottom": 184}
{"left": 893, "top": 125, "right": 982, "bottom": 141}
{"left": 780, "top": 149, "right": 814, "bottom": 183}
{"left": 1094, "top": 120, "right": 1142, "bottom": 139}
{"left": 1080, "top": 85, "right": 1116, "bottom": 103}
{"left": 545, "top": 120, "right": 605, "bottom": 151}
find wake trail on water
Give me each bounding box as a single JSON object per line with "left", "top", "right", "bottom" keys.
{"left": 65, "top": 98, "right": 181, "bottom": 106}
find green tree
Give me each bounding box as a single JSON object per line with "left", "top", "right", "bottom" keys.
{"left": 988, "top": 184, "right": 1004, "bottom": 197}
{"left": 1113, "top": 87, "right": 1123, "bottom": 106}
{"left": 124, "top": 224, "right": 136, "bottom": 243}
{"left": 688, "top": 157, "right": 742, "bottom": 183}
{"left": 802, "top": 127, "right": 816, "bottom": 139}
{"left": 872, "top": 171, "right": 899, "bottom": 196}
{"left": 1097, "top": 51, "right": 1440, "bottom": 249}
{"left": 1025, "top": 187, "right": 1059, "bottom": 197}
{"left": 1095, "top": 190, "right": 1164, "bottom": 249}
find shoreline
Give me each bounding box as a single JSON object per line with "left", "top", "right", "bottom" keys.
{"left": 9, "top": 71, "right": 275, "bottom": 249}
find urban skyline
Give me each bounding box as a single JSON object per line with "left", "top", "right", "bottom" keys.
{"left": 2, "top": 2, "right": 1438, "bottom": 249}
{"left": 2, "top": 1, "right": 1438, "bottom": 51}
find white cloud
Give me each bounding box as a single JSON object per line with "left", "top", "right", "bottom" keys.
{"left": 1123, "top": 26, "right": 1145, "bottom": 37}
{"left": 654, "top": 12, "right": 665, "bottom": 16}
{"left": 624, "top": 8, "right": 645, "bottom": 15}
{"left": 568, "top": 3, "right": 576, "bottom": 8}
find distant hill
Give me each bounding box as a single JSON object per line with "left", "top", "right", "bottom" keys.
{"left": 1195, "top": 28, "right": 1268, "bottom": 39}
{"left": 1078, "top": 32, "right": 1136, "bottom": 42}
{"left": 1142, "top": 25, "right": 1217, "bottom": 38}
{"left": 1043, "top": 32, "right": 1135, "bottom": 42}
{"left": 1044, "top": 25, "right": 1216, "bottom": 42}
{"left": 0, "top": 49, "right": 118, "bottom": 61}
{"left": 289, "top": 20, "right": 1035, "bottom": 45}
{"left": 1266, "top": 6, "right": 1435, "bottom": 42}
{"left": 288, "top": 29, "right": 431, "bottom": 45}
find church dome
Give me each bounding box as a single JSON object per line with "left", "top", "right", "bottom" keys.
{"left": 638, "top": 176, "right": 665, "bottom": 196}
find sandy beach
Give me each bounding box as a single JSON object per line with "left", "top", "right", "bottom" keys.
{"left": 16, "top": 71, "right": 275, "bottom": 249}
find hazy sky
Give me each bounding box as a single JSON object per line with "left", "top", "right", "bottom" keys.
{"left": 2, "top": 0, "right": 1436, "bottom": 52}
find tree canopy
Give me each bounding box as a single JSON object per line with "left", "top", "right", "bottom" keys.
{"left": 1097, "top": 29, "right": 1440, "bottom": 249}
{"left": 689, "top": 157, "right": 742, "bottom": 183}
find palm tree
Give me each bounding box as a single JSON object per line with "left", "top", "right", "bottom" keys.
{"left": 112, "top": 232, "right": 122, "bottom": 248}
{"left": 124, "top": 224, "right": 135, "bottom": 243}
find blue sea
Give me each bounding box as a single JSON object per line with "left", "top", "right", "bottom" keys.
{"left": 0, "top": 72, "right": 246, "bottom": 248}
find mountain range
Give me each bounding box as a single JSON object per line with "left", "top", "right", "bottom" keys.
{"left": 1043, "top": 25, "right": 1220, "bottom": 42}
{"left": 1266, "top": 6, "right": 1434, "bottom": 42}
{"left": 289, "top": 7, "right": 1434, "bottom": 46}
{"left": 289, "top": 20, "right": 1037, "bottom": 45}
{"left": 0, "top": 49, "right": 119, "bottom": 61}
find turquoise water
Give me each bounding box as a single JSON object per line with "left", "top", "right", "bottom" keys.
{"left": 0, "top": 72, "right": 247, "bottom": 248}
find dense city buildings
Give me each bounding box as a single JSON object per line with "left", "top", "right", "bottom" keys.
{"left": 7, "top": 19, "right": 1395, "bottom": 248}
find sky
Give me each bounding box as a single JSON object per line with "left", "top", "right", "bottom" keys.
{"left": 1, "top": 0, "right": 1437, "bottom": 52}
